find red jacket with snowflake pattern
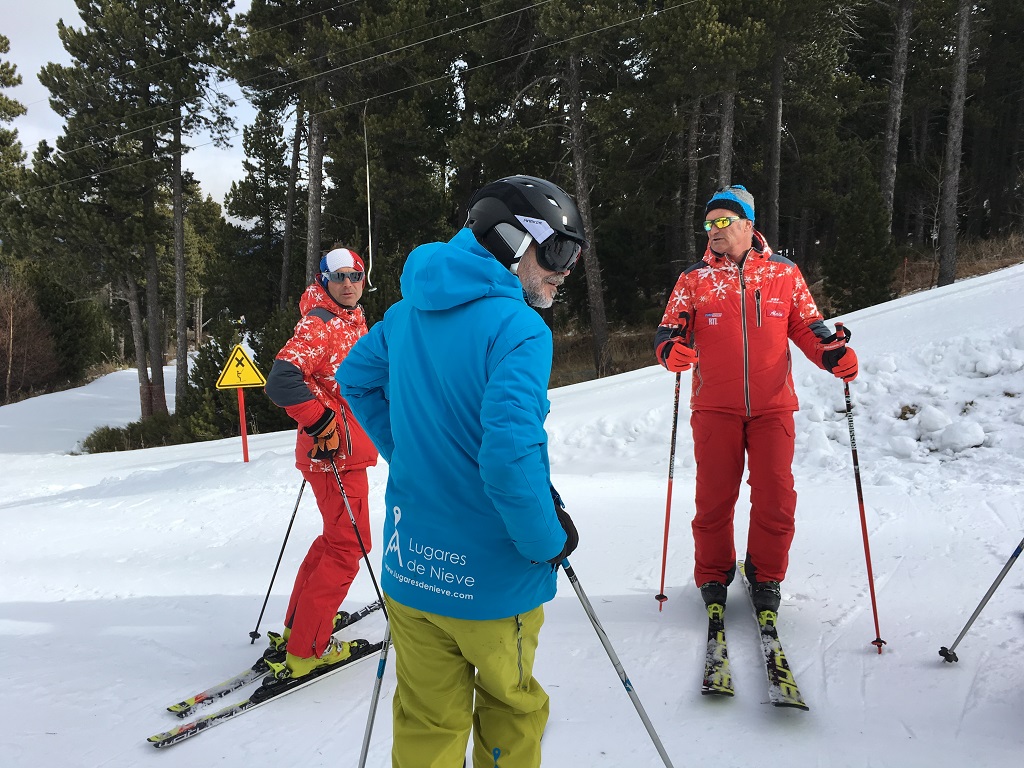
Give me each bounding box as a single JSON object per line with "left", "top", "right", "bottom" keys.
{"left": 266, "top": 282, "right": 378, "bottom": 473}
{"left": 656, "top": 231, "right": 832, "bottom": 416}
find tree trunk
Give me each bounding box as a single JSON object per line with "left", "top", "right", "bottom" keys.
{"left": 1014, "top": 72, "right": 1024, "bottom": 228}
{"left": 173, "top": 117, "right": 188, "bottom": 403}
{"left": 306, "top": 88, "right": 326, "bottom": 285}
{"left": 193, "top": 295, "right": 203, "bottom": 349}
{"left": 766, "top": 48, "right": 784, "bottom": 247}
{"left": 123, "top": 275, "right": 151, "bottom": 419}
{"left": 797, "top": 206, "right": 811, "bottom": 272}
{"left": 567, "top": 53, "right": 611, "bottom": 377}
{"left": 881, "top": 0, "right": 915, "bottom": 239}
{"left": 144, "top": 237, "right": 168, "bottom": 416}
{"left": 669, "top": 100, "right": 684, "bottom": 271}
{"left": 282, "top": 96, "right": 303, "bottom": 309}
{"left": 937, "top": 0, "right": 972, "bottom": 287}
{"left": 139, "top": 127, "right": 168, "bottom": 417}
{"left": 910, "top": 105, "right": 931, "bottom": 246}
{"left": 685, "top": 96, "right": 701, "bottom": 263}
{"left": 717, "top": 88, "right": 735, "bottom": 188}
{"left": 3, "top": 288, "right": 12, "bottom": 403}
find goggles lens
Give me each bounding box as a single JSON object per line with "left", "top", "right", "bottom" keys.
{"left": 324, "top": 270, "right": 364, "bottom": 283}
{"left": 536, "top": 236, "right": 583, "bottom": 272}
{"left": 703, "top": 216, "right": 741, "bottom": 231}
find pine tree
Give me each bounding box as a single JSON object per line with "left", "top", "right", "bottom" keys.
{"left": 824, "top": 161, "right": 898, "bottom": 314}
{"left": 0, "top": 34, "right": 25, "bottom": 201}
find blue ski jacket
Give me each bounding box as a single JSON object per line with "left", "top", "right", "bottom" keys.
{"left": 337, "top": 228, "right": 566, "bottom": 620}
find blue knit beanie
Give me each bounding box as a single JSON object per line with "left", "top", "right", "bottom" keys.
{"left": 705, "top": 185, "right": 755, "bottom": 222}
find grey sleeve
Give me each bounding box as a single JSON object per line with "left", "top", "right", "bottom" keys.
{"left": 265, "top": 358, "right": 314, "bottom": 408}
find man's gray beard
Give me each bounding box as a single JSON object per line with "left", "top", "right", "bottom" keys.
{"left": 522, "top": 272, "right": 554, "bottom": 308}
{"left": 525, "top": 288, "right": 553, "bottom": 309}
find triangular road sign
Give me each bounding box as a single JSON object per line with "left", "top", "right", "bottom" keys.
{"left": 216, "top": 344, "right": 267, "bottom": 389}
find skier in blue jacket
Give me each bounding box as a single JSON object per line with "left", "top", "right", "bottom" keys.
{"left": 338, "top": 175, "right": 585, "bottom": 768}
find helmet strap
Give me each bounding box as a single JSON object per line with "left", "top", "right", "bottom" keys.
{"left": 491, "top": 223, "right": 532, "bottom": 273}
{"left": 509, "top": 232, "right": 533, "bottom": 274}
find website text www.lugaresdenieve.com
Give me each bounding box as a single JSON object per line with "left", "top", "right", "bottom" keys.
{"left": 386, "top": 564, "right": 475, "bottom": 600}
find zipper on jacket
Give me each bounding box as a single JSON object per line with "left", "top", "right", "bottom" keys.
{"left": 754, "top": 289, "right": 763, "bottom": 327}
{"left": 738, "top": 265, "right": 751, "bottom": 417}
{"left": 514, "top": 615, "right": 525, "bottom": 689}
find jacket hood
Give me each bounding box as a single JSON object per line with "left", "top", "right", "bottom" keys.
{"left": 400, "top": 228, "right": 526, "bottom": 311}
{"left": 298, "top": 281, "right": 364, "bottom": 321}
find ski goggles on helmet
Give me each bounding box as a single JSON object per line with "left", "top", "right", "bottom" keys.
{"left": 535, "top": 235, "right": 583, "bottom": 272}
{"left": 323, "top": 269, "right": 365, "bottom": 283}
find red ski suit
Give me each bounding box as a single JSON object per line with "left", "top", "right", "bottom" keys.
{"left": 265, "top": 282, "right": 378, "bottom": 658}
{"left": 657, "top": 231, "right": 832, "bottom": 587}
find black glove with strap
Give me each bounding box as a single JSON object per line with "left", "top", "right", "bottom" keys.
{"left": 305, "top": 408, "right": 340, "bottom": 460}
{"left": 820, "top": 324, "right": 859, "bottom": 383}
{"left": 546, "top": 486, "right": 579, "bottom": 566}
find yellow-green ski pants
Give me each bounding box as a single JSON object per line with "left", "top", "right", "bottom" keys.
{"left": 385, "top": 594, "right": 549, "bottom": 768}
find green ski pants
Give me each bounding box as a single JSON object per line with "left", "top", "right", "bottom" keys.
{"left": 385, "top": 594, "right": 549, "bottom": 768}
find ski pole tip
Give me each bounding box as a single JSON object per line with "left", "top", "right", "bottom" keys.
{"left": 248, "top": 630, "right": 261, "bottom": 644}
{"left": 655, "top": 593, "right": 667, "bottom": 612}
{"left": 872, "top": 637, "right": 886, "bottom": 654}
{"left": 938, "top": 646, "right": 958, "bottom": 663}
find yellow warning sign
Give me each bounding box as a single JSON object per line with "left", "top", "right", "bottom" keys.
{"left": 216, "top": 344, "right": 267, "bottom": 389}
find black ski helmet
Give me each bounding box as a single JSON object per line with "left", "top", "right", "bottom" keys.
{"left": 465, "top": 175, "right": 587, "bottom": 272}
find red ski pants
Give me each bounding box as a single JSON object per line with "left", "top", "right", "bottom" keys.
{"left": 690, "top": 410, "right": 796, "bottom": 587}
{"left": 284, "top": 467, "right": 371, "bottom": 658}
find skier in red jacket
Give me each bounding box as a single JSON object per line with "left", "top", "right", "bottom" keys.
{"left": 265, "top": 247, "right": 378, "bottom": 677}
{"left": 655, "top": 186, "right": 858, "bottom": 614}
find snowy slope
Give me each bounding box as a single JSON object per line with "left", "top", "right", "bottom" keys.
{"left": 2, "top": 266, "right": 1024, "bottom": 767}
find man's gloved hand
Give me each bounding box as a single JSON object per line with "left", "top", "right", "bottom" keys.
{"left": 658, "top": 338, "right": 698, "bottom": 373}
{"left": 824, "top": 346, "right": 859, "bottom": 382}
{"left": 547, "top": 507, "right": 579, "bottom": 566}
{"left": 305, "top": 409, "right": 341, "bottom": 460}
{"left": 820, "top": 326, "right": 858, "bottom": 382}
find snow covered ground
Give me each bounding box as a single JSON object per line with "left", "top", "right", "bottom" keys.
{"left": 2, "top": 265, "right": 1024, "bottom": 767}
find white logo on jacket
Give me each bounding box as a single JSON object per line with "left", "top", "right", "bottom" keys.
{"left": 385, "top": 505, "right": 404, "bottom": 568}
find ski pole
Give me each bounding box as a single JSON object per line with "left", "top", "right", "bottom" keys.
{"left": 655, "top": 312, "right": 689, "bottom": 611}
{"left": 939, "top": 535, "right": 1024, "bottom": 663}
{"left": 562, "top": 560, "right": 676, "bottom": 768}
{"left": 357, "top": 621, "right": 392, "bottom": 768}
{"left": 327, "top": 457, "right": 392, "bottom": 768}
{"left": 655, "top": 372, "right": 681, "bottom": 611}
{"left": 249, "top": 479, "right": 306, "bottom": 643}
{"left": 835, "top": 322, "right": 886, "bottom": 654}
{"left": 328, "top": 458, "right": 388, "bottom": 621}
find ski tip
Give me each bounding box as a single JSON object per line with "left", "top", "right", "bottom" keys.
{"left": 772, "top": 700, "right": 810, "bottom": 711}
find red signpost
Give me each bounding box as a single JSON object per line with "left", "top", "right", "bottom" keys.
{"left": 215, "top": 344, "right": 267, "bottom": 462}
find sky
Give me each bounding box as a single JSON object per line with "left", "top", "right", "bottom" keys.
{"left": 2, "top": 265, "right": 1024, "bottom": 766}
{"left": 4, "top": 0, "right": 255, "bottom": 209}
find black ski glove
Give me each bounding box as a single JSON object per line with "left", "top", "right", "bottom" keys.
{"left": 546, "top": 487, "right": 579, "bottom": 565}
{"left": 305, "top": 408, "right": 340, "bottom": 460}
